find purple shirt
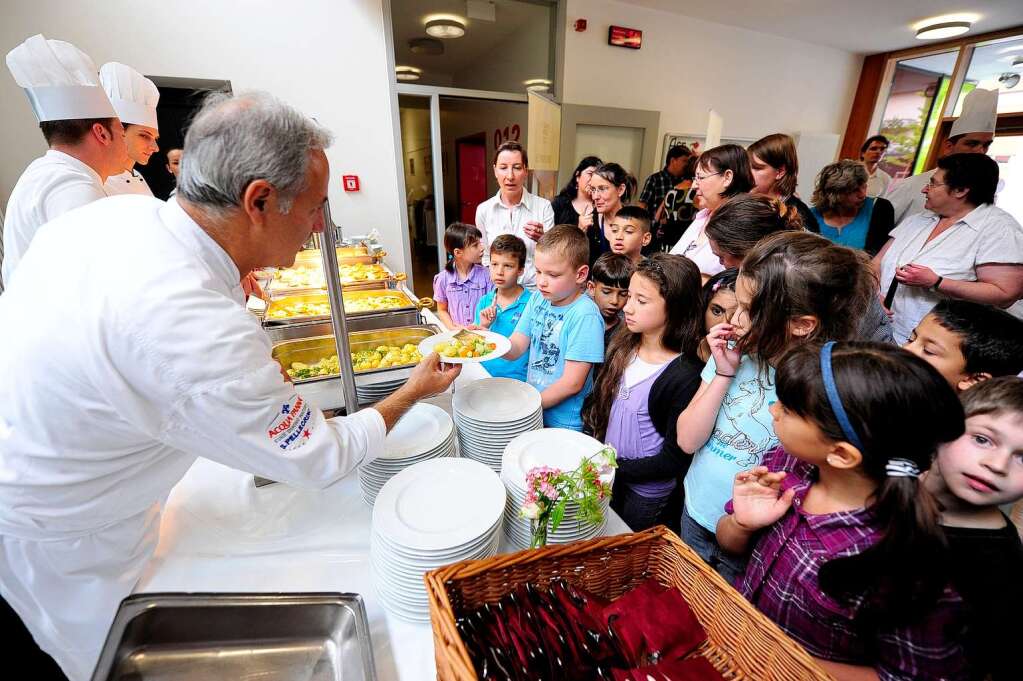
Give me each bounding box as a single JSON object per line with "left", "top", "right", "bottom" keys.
{"left": 432, "top": 264, "right": 493, "bottom": 327}
{"left": 605, "top": 361, "right": 674, "bottom": 498}
{"left": 731, "top": 447, "right": 968, "bottom": 681}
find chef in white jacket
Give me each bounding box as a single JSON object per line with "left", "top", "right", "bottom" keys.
{"left": 100, "top": 62, "right": 160, "bottom": 197}
{"left": 0, "top": 90, "right": 460, "bottom": 680}
{"left": 2, "top": 34, "right": 128, "bottom": 286}
{"left": 884, "top": 88, "right": 998, "bottom": 226}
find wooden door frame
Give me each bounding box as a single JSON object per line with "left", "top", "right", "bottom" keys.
{"left": 454, "top": 133, "right": 488, "bottom": 224}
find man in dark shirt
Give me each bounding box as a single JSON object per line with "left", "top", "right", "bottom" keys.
{"left": 639, "top": 145, "right": 692, "bottom": 250}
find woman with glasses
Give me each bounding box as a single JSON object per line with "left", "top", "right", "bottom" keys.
{"left": 586, "top": 163, "right": 636, "bottom": 268}
{"left": 747, "top": 133, "right": 819, "bottom": 233}
{"left": 552, "top": 155, "right": 602, "bottom": 234}
{"left": 668, "top": 145, "right": 754, "bottom": 276}
{"left": 811, "top": 159, "right": 894, "bottom": 255}
{"left": 875, "top": 153, "right": 1023, "bottom": 344}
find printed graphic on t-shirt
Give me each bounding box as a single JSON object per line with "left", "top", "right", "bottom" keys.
{"left": 706, "top": 376, "right": 775, "bottom": 467}
{"left": 531, "top": 312, "right": 563, "bottom": 377}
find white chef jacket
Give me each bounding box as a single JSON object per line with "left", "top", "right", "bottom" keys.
{"left": 879, "top": 203, "right": 1023, "bottom": 344}
{"left": 0, "top": 196, "right": 386, "bottom": 680}
{"left": 1, "top": 149, "right": 108, "bottom": 286}
{"left": 103, "top": 168, "right": 154, "bottom": 196}
{"left": 669, "top": 209, "right": 724, "bottom": 276}
{"left": 475, "top": 189, "right": 554, "bottom": 288}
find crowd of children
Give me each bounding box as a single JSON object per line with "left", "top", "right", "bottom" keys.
{"left": 429, "top": 139, "right": 1023, "bottom": 681}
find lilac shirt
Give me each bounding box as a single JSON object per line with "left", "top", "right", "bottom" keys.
{"left": 432, "top": 264, "right": 493, "bottom": 327}
{"left": 731, "top": 447, "right": 968, "bottom": 681}
{"left": 604, "top": 361, "right": 674, "bottom": 498}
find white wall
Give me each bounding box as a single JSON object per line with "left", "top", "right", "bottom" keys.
{"left": 0, "top": 0, "right": 410, "bottom": 274}
{"left": 562, "top": 0, "right": 862, "bottom": 178}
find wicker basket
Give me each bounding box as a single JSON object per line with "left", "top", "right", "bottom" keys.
{"left": 425, "top": 526, "right": 832, "bottom": 680}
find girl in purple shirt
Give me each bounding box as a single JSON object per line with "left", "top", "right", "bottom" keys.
{"left": 582, "top": 254, "right": 706, "bottom": 531}
{"left": 717, "top": 342, "right": 969, "bottom": 680}
{"left": 433, "top": 222, "right": 493, "bottom": 329}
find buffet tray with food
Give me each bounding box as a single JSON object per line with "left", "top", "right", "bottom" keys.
{"left": 263, "top": 287, "right": 431, "bottom": 328}
{"left": 272, "top": 325, "right": 440, "bottom": 382}
{"left": 294, "top": 245, "right": 386, "bottom": 266}
{"left": 267, "top": 261, "right": 406, "bottom": 297}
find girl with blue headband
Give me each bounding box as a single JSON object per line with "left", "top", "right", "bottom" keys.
{"left": 718, "top": 342, "right": 968, "bottom": 679}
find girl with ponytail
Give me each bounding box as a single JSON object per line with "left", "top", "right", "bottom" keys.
{"left": 717, "top": 342, "right": 968, "bottom": 679}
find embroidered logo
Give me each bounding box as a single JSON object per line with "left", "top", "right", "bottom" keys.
{"left": 267, "top": 394, "right": 314, "bottom": 451}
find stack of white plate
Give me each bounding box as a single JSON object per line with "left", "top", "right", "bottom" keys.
{"left": 358, "top": 403, "right": 455, "bottom": 505}
{"left": 452, "top": 378, "right": 543, "bottom": 471}
{"left": 501, "top": 428, "right": 615, "bottom": 550}
{"left": 370, "top": 458, "right": 505, "bottom": 622}
{"left": 356, "top": 375, "right": 407, "bottom": 404}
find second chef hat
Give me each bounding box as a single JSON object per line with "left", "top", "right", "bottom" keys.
{"left": 99, "top": 62, "right": 160, "bottom": 130}
{"left": 5, "top": 34, "right": 116, "bottom": 122}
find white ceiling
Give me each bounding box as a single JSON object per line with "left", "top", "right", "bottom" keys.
{"left": 616, "top": 0, "right": 1023, "bottom": 54}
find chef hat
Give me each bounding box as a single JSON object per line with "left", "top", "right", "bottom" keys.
{"left": 950, "top": 88, "right": 998, "bottom": 137}
{"left": 5, "top": 34, "right": 115, "bottom": 122}
{"left": 99, "top": 62, "right": 159, "bottom": 130}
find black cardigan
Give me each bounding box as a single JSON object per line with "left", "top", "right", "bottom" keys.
{"left": 613, "top": 354, "right": 704, "bottom": 483}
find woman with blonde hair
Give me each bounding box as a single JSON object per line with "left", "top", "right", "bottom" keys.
{"left": 812, "top": 159, "right": 894, "bottom": 255}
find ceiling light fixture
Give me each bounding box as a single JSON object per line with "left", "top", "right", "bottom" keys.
{"left": 409, "top": 37, "right": 444, "bottom": 55}
{"left": 1014, "top": 56, "right": 1023, "bottom": 69}
{"left": 395, "top": 66, "right": 422, "bottom": 82}
{"left": 523, "top": 78, "right": 553, "bottom": 92}
{"left": 912, "top": 14, "right": 978, "bottom": 40}
{"left": 425, "top": 16, "right": 466, "bottom": 39}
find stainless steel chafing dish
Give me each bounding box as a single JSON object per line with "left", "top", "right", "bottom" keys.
{"left": 272, "top": 324, "right": 440, "bottom": 383}
{"left": 90, "top": 592, "right": 376, "bottom": 681}
{"left": 262, "top": 287, "right": 432, "bottom": 331}
{"left": 266, "top": 261, "right": 406, "bottom": 297}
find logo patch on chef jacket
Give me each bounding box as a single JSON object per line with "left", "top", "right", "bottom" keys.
{"left": 267, "top": 394, "right": 315, "bottom": 451}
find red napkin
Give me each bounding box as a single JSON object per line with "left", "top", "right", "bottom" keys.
{"left": 602, "top": 579, "right": 707, "bottom": 666}
{"left": 610, "top": 655, "right": 724, "bottom": 681}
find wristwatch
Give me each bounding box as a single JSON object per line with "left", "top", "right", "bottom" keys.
{"left": 932, "top": 276, "right": 944, "bottom": 292}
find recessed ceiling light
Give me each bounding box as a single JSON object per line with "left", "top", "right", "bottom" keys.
{"left": 409, "top": 37, "right": 444, "bottom": 55}
{"left": 916, "top": 21, "right": 971, "bottom": 40}
{"left": 1014, "top": 57, "right": 1023, "bottom": 69}
{"left": 523, "top": 78, "right": 552, "bottom": 92}
{"left": 395, "top": 66, "right": 422, "bottom": 82}
{"left": 425, "top": 16, "right": 466, "bottom": 39}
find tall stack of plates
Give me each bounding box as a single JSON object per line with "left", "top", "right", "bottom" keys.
{"left": 356, "top": 375, "right": 407, "bottom": 404}
{"left": 358, "top": 403, "right": 455, "bottom": 505}
{"left": 370, "top": 458, "right": 505, "bottom": 622}
{"left": 501, "top": 428, "right": 615, "bottom": 550}
{"left": 452, "top": 378, "right": 543, "bottom": 471}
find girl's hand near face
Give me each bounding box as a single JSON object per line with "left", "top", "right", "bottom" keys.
{"left": 731, "top": 466, "right": 794, "bottom": 531}
{"left": 707, "top": 322, "right": 741, "bottom": 376}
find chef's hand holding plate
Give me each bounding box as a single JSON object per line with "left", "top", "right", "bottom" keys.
{"left": 402, "top": 352, "right": 461, "bottom": 399}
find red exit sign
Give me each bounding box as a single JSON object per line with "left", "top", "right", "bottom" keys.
{"left": 342, "top": 175, "right": 360, "bottom": 192}
{"left": 608, "top": 25, "right": 642, "bottom": 49}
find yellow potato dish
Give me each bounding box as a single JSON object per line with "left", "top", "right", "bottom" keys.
{"left": 272, "top": 263, "right": 397, "bottom": 290}
{"left": 267, "top": 293, "right": 410, "bottom": 320}
{"left": 286, "top": 344, "right": 423, "bottom": 379}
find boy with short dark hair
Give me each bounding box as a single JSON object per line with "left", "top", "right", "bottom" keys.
{"left": 903, "top": 299, "right": 1023, "bottom": 392}
{"left": 475, "top": 234, "right": 532, "bottom": 381}
{"left": 607, "top": 205, "right": 652, "bottom": 264}
{"left": 587, "top": 253, "right": 634, "bottom": 348}
{"left": 504, "top": 225, "right": 605, "bottom": 431}
{"left": 925, "top": 377, "right": 1023, "bottom": 681}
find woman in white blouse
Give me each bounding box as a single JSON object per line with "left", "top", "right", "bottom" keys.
{"left": 875, "top": 153, "right": 1023, "bottom": 344}
{"left": 669, "top": 145, "right": 754, "bottom": 277}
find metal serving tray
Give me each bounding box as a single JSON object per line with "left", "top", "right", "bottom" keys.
{"left": 294, "top": 246, "right": 385, "bottom": 266}
{"left": 272, "top": 324, "right": 441, "bottom": 383}
{"left": 90, "top": 592, "right": 376, "bottom": 681}
{"left": 263, "top": 287, "right": 428, "bottom": 326}
{"left": 267, "top": 263, "right": 406, "bottom": 298}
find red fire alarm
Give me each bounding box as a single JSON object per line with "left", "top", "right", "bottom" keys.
{"left": 342, "top": 175, "right": 360, "bottom": 192}
{"left": 574, "top": 18, "right": 587, "bottom": 32}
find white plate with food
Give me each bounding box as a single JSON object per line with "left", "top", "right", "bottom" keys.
{"left": 417, "top": 329, "right": 511, "bottom": 364}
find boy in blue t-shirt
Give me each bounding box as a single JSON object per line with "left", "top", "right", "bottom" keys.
{"left": 474, "top": 234, "right": 532, "bottom": 381}
{"left": 505, "top": 225, "right": 605, "bottom": 430}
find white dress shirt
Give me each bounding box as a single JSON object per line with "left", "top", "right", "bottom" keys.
{"left": 879, "top": 203, "right": 1023, "bottom": 343}
{"left": 668, "top": 209, "right": 724, "bottom": 276}
{"left": 866, "top": 166, "right": 893, "bottom": 197}
{"left": 103, "top": 168, "right": 154, "bottom": 196}
{"left": 475, "top": 189, "right": 554, "bottom": 288}
{"left": 0, "top": 196, "right": 386, "bottom": 680}
{"left": 1, "top": 149, "right": 108, "bottom": 285}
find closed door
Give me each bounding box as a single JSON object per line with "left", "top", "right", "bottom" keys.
{"left": 574, "top": 124, "right": 645, "bottom": 178}
{"left": 456, "top": 137, "right": 488, "bottom": 224}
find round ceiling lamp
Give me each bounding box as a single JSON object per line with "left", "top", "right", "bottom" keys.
{"left": 523, "top": 78, "right": 552, "bottom": 92}
{"left": 915, "top": 20, "right": 972, "bottom": 40}
{"left": 1013, "top": 56, "right": 1023, "bottom": 69}
{"left": 425, "top": 18, "right": 466, "bottom": 39}
{"left": 409, "top": 37, "right": 444, "bottom": 55}
{"left": 395, "top": 66, "right": 422, "bottom": 82}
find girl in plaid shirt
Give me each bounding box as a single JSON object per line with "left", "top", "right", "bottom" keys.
{"left": 718, "top": 342, "right": 969, "bottom": 680}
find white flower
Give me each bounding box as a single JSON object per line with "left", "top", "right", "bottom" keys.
{"left": 520, "top": 502, "right": 541, "bottom": 520}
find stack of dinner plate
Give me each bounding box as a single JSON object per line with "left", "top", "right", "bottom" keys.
{"left": 500, "top": 428, "right": 614, "bottom": 550}
{"left": 358, "top": 403, "right": 455, "bottom": 505}
{"left": 370, "top": 458, "right": 505, "bottom": 622}
{"left": 355, "top": 374, "right": 407, "bottom": 404}
{"left": 451, "top": 378, "right": 543, "bottom": 471}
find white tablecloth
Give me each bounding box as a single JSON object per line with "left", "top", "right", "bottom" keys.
{"left": 135, "top": 324, "right": 629, "bottom": 680}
